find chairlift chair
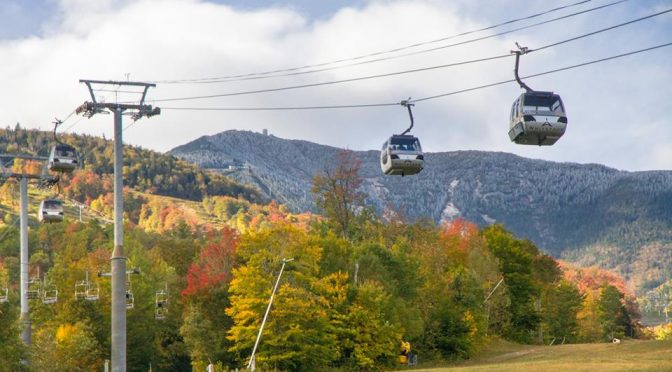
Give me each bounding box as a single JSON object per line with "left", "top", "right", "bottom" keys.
{"left": 125, "top": 290, "right": 134, "bottom": 310}
{"left": 27, "top": 277, "right": 41, "bottom": 300}
{"left": 508, "top": 43, "right": 567, "bottom": 146}
{"left": 75, "top": 272, "right": 99, "bottom": 301}
{"left": 85, "top": 283, "right": 100, "bottom": 301}
{"left": 43, "top": 287, "right": 58, "bottom": 305}
{"left": 380, "top": 100, "right": 424, "bottom": 176}
{"left": 125, "top": 274, "right": 135, "bottom": 309}
{"left": 38, "top": 199, "right": 64, "bottom": 223}
{"left": 74, "top": 280, "right": 88, "bottom": 300}
{"left": 155, "top": 289, "right": 168, "bottom": 320}
{"left": 0, "top": 288, "right": 8, "bottom": 303}
{"left": 42, "top": 275, "right": 58, "bottom": 304}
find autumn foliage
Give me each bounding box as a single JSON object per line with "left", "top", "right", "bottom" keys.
{"left": 182, "top": 227, "right": 238, "bottom": 298}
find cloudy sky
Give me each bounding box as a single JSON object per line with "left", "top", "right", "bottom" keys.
{"left": 0, "top": 0, "right": 670, "bottom": 171}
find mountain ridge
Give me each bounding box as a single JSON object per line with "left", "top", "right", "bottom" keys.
{"left": 171, "top": 130, "right": 672, "bottom": 293}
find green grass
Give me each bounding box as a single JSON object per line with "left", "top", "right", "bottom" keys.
{"left": 404, "top": 339, "right": 672, "bottom": 372}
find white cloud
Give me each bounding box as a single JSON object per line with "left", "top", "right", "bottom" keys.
{"left": 0, "top": 0, "right": 669, "bottom": 171}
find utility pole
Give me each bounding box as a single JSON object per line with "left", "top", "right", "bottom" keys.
{"left": 247, "top": 257, "right": 294, "bottom": 371}
{"left": 76, "top": 79, "right": 160, "bottom": 372}
{"left": 0, "top": 154, "right": 57, "bottom": 351}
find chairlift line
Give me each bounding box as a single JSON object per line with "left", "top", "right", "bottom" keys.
{"left": 153, "top": 0, "right": 624, "bottom": 84}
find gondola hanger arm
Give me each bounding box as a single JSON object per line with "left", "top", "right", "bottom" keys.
{"left": 511, "top": 43, "right": 534, "bottom": 93}
{"left": 52, "top": 118, "right": 66, "bottom": 146}
{"left": 400, "top": 98, "right": 414, "bottom": 135}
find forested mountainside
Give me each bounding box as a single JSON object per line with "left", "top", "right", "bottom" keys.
{"left": 0, "top": 126, "right": 663, "bottom": 370}
{"left": 171, "top": 130, "right": 672, "bottom": 293}
{"left": 0, "top": 125, "right": 264, "bottom": 204}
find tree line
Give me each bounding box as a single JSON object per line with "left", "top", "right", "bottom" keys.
{"left": 0, "top": 149, "right": 643, "bottom": 371}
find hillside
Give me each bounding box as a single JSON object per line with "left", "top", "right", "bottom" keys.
{"left": 171, "top": 130, "right": 672, "bottom": 293}
{"left": 0, "top": 126, "right": 264, "bottom": 204}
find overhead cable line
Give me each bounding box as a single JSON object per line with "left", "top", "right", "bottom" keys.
{"left": 154, "top": 0, "right": 626, "bottom": 84}
{"left": 159, "top": 41, "right": 672, "bottom": 111}
{"left": 161, "top": 102, "right": 399, "bottom": 111}
{"left": 414, "top": 42, "right": 672, "bottom": 102}
{"left": 150, "top": 54, "right": 511, "bottom": 102}
{"left": 530, "top": 8, "right": 672, "bottom": 52}
{"left": 149, "top": 8, "right": 671, "bottom": 103}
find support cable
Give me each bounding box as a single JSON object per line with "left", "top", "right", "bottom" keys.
{"left": 150, "top": 54, "right": 511, "bottom": 102}
{"left": 412, "top": 42, "right": 672, "bottom": 103}
{"left": 153, "top": 0, "right": 626, "bottom": 84}
{"left": 149, "top": 8, "right": 671, "bottom": 103}
{"left": 159, "top": 41, "right": 671, "bottom": 111}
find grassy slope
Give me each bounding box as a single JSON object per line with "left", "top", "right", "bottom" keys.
{"left": 407, "top": 339, "right": 672, "bottom": 372}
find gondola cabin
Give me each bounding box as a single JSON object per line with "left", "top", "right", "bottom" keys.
{"left": 380, "top": 135, "right": 424, "bottom": 176}
{"left": 38, "top": 199, "right": 64, "bottom": 223}
{"left": 48, "top": 144, "right": 79, "bottom": 173}
{"left": 509, "top": 91, "right": 567, "bottom": 146}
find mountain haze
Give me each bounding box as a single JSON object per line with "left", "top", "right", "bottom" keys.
{"left": 171, "top": 130, "right": 672, "bottom": 292}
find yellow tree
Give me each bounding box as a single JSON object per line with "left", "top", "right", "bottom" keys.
{"left": 577, "top": 290, "right": 602, "bottom": 342}
{"left": 226, "top": 223, "right": 339, "bottom": 370}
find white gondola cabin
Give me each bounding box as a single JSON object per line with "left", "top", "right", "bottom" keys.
{"left": 38, "top": 199, "right": 64, "bottom": 223}
{"left": 48, "top": 144, "right": 79, "bottom": 173}
{"left": 509, "top": 91, "right": 567, "bottom": 146}
{"left": 380, "top": 135, "right": 424, "bottom": 176}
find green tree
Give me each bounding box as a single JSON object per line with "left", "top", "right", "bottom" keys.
{"left": 0, "top": 297, "right": 24, "bottom": 371}
{"left": 542, "top": 281, "right": 583, "bottom": 343}
{"left": 598, "top": 284, "right": 631, "bottom": 340}
{"left": 481, "top": 225, "right": 540, "bottom": 343}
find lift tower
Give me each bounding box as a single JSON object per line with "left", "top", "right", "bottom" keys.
{"left": 76, "top": 80, "right": 160, "bottom": 372}
{"left": 0, "top": 154, "right": 58, "bottom": 348}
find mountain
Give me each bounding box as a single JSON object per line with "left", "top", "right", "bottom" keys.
{"left": 171, "top": 130, "right": 672, "bottom": 293}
